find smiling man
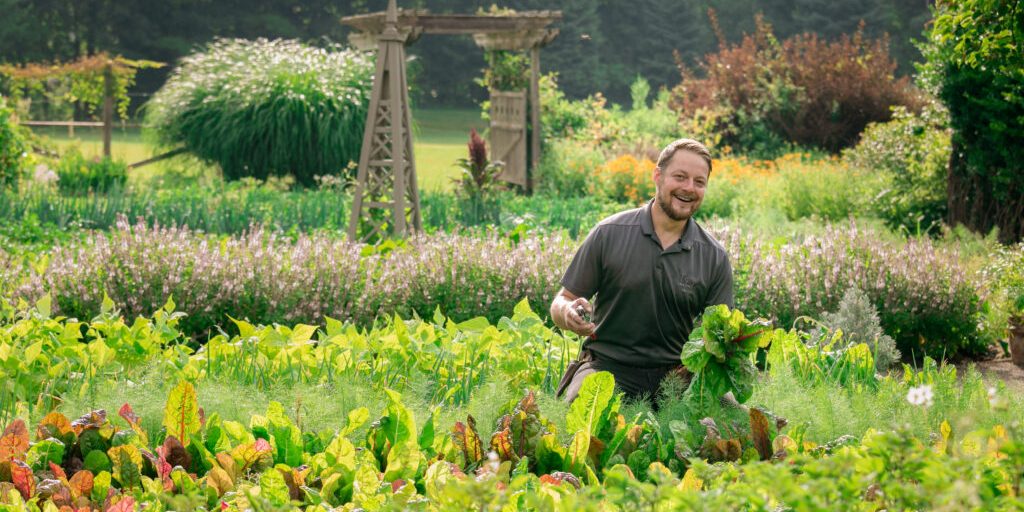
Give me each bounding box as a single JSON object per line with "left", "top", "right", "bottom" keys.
{"left": 551, "top": 138, "right": 735, "bottom": 403}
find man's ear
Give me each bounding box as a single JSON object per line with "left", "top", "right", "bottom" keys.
{"left": 652, "top": 165, "right": 662, "bottom": 185}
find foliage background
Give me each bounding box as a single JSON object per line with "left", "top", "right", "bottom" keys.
{"left": 0, "top": 0, "right": 933, "bottom": 108}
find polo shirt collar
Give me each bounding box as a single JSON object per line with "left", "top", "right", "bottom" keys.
{"left": 641, "top": 199, "right": 696, "bottom": 252}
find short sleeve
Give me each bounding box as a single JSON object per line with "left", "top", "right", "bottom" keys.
{"left": 705, "top": 252, "right": 734, "bottom": 308}
{"left": 560, "top": 225, "right": 604, "bottom": 299}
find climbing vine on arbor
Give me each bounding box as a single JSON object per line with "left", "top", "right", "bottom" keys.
{"left": 0, "top": 53, "right": 162, "bottom": 119}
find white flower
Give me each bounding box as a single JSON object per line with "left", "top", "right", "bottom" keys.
{"left": 988, "top": 386, "right": 1007, "bottom": 410}
{"left": 907, "top": 384, "right": 934, "bottom": 407}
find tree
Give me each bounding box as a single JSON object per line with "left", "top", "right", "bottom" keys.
{"left": 923, "top": 0, "right": 1024, "bottom": 242}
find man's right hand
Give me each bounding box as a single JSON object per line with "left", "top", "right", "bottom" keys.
{"left": 562, "top": 297, "right": 596, "bottom": 337}
{"left": 550, "top": 288, "right": 597, "bottom": 337}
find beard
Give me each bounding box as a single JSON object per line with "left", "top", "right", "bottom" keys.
{"left": 656, "top": 190, "right": 699, "bottom": 221}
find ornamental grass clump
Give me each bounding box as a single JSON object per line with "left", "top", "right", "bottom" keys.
{"left": 145, "top": 38, "right": 373, "bottom": 186}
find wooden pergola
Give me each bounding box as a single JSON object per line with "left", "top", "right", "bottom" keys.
{"left": 343, "top": 1, "right": 561, "bottom": 242}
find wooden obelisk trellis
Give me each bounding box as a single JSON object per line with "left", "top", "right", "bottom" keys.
{"left": 347, "top": 0, "right": 421, "bottom": 242}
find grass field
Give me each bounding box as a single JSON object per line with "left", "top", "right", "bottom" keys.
{"left": 28, "top": 108, "right": 486, "bottom": 191}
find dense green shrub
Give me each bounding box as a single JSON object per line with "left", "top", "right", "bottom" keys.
{"left": 671, "top": 16, "right": 919, "bottom": 156}
{"left": 532, "top": 138, "right": 605, "bottom": 198}
{"left": 145, "top": 38, "right": 373, "bottom": 186}
{"left": 986, "top": 243, "right": 1024, "bottom": 328}
{"left": 775, "top": 158, "right": 872, "bottom": 222}
{"left": 921, "top": 0, "right": 1024, "bottom": 243}
{"left": 52, "top": 146, "right": 128, "bottom": 194}
{"left": 844, "top": 100, "right": 950, "bottom": 235}
{"left": 0, "top": 95, "right": 28, "bottom": 185}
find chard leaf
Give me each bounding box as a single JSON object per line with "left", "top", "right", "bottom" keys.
{"left": 10, "top": 460, "right": 33, "bottom": 500}
{"left": 206, "top": 466, "right": 234, "bottom": 496}
{"left": 91, "top": 470, "right": 112, "bottom": 503}
{"left": 108, "top": 444, "right": 143, "bottom": 490}
{"left": 26, "top": 438, "right": 65, "bottom": 470}
{"left": 160, "top": 436, "right": 192, "bottom": 470}
{"left": 566, "top": 372, "right": 615, "bottom": 437}
{"left": 68, "top": 470, "right": 94, "bottom": 498}
{"left": 266, "top": 402, "right": 303, "bottom": 467}
{"left": 118, "top": 404, "right": 149, "bottom": 447}
{"left": 451, "top": 416, "right": 484, "bottom": 465}
{"left": 232, "top": 438, "right": 274, "bottom": 473}
{"left": 735, "top": 319, "right": 772, "bottom": 351}
{"left": 382, "top": 389, "right": 415, "bottom": 448}
{"left": 352, "top": 458, "right": 385, "bottom": 509}
{"left": 418, "top": 407, "right": 439, "bottom": 455}
{"left": 259, "top": 467, "right": 291, "bottom": 506}
{"left": 509, "top": 391, "right": 544, "bottom": 458}
{"left": 728, "top": 358, "right": 758, "bottom": 404}
{"left": 162, "top": 381, "right": 200, "bottom": 448}
{"left": 749, "top": 408, "right": 772, "bottom": 461}
{"left": 680, "top": 340, "right": 711, "bottom": 372}
{"left": 324, "top": 434, "right": 356, "bottom": 472}
{"left": 84, "top": 449, "right": 111, "bottom": 473}
{"left": 489, "top": 421, "right": 516, "bottom": 463}
{"left": 383, "top": 441, "right": 423, "bottom": 482}
{"left": 0, "top": 419, "right": 29, "bottom": 462}
{"left": 535, "top": 433, "right": 565, "bottom": 474}
{"left": 36, "top": 412, "right": 73, "bottom": 443}
{"left": 341, "top": 407, "right": 370, "bottom": 438}
{"left": 565, "top": 430, "right": 590, "bottom": 477}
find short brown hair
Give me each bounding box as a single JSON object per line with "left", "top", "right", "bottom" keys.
{"left": 656, "top": 138, "right": 712, "bottom": 175}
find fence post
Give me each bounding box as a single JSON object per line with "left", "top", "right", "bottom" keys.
{"left": 102, "top": 62, "right": 114, "bottom": 158}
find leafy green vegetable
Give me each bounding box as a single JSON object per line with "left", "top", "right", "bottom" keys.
{"left": 681, "top": 306, "right": 772, "bottom": 412}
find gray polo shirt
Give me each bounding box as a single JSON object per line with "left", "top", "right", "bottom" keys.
{"left": 560, "top": 200, "right": 734, "bottom": 367}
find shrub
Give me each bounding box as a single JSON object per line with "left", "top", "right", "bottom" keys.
{"left": 8, "top": 218, "right": 572, "bottom": 337}
{"left": 53, "top": 146, "right": 128, "bottom": 194}
{"left": 921, "top": 0, "right": 1024, "bottom": 243}
{"left": 2, "top": 219, "right": 986, "bottom": 357}
{"left": 532, "top": 138, "right": 605, "bottom": 198}
{"left": 774, "top": 154, "right": 872, "bottom": 222}
{"left": 985, "top": 243, "right": 1024, "bottom": 329}
{"left": 538, "top": 73, "right": 606, "bottom": 143}
{"left": 671, "top": 15, "right": 919, "bottom": 155}
{"left": 844, "top": 100, "right": 950, "bottom": 235}
{"left": 820, "top": 287, "right": 901, "bottom": 371}
{"left": 594, "top": 154, "right": 655, "bottom": 205}
{"left": 145, "top": 38, "right": 373, "bottom": 187}
{"left": 714, "top": 222, "right": 987, "bottom": 360}
{"left": 0, "top": 95, "right": 28, "bottom": 186}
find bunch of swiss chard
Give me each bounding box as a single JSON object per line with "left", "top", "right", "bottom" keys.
{"left": 680, "top": 305, "right": 772, "bottom": 414}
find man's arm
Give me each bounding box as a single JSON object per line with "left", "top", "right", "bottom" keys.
{"left": 550, "top": 287, "right": 596, "bottom": 336}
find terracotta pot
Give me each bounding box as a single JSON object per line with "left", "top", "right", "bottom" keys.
{"left": 1010, "top": 317, "right": 1024, "bottom": 367}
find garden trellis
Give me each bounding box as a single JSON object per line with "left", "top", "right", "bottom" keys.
{"left": 342, "top": 0, "right": 560, "bottom": 241}
{"left": 0, "top": 53, "right": 161, "bottom": 158}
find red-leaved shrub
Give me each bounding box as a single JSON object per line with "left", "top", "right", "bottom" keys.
{"left": 672, "top": 14, "right": 921, "bottom": 154}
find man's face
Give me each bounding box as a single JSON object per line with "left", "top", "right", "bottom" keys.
{"left": 653, "top": 150, "right": 709, "bottom": 222}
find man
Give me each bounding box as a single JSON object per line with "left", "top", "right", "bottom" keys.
{"left": 551, "top": 138, "right": 734, "bottom": 403}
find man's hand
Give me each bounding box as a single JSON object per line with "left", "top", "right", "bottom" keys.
{"left": 565, "top": 297, "right": 596, "bottom": 337}
{"left": 550, "top": 288, "right": 597, "bottom": 337}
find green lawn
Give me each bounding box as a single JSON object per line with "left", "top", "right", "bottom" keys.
{"left": 29, "top": 108, "right": 486, "bottom": 192}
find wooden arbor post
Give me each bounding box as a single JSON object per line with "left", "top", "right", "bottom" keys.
{"left": 347, "top": 0, "right": 421, "bottom": 242}
{"left": 474, "top": 29, "right": 558, "bottom": 194}
{"left": 341, "top": 7, "right": 561, "bottom": 234}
